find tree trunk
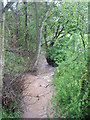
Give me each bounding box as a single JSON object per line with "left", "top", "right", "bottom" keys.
{"left": 16, "top": 2, "right": 18, "bottom": 40}
{"left": 0, "top": 1, "right": 5, "bottom": 117}
{"left": 34, "top": 2, "right": 41, "bottom": 66}
{"left": 24, "top": 2, "right": 28, "bottom": 50}
{"left": 80, "top": 33, "right": 85, "bottom": 49}
{"left": 34, "top": 3, "right": 52, "bottom": 66}
{"left": 44, "top": 25, "right": 48, "bottom": 51}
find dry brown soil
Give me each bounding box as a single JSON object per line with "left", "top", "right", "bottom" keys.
{"left": 21, "top": 51, "right": 54, "bottom": 118}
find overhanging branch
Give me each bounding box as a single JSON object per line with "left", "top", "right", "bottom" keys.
{"left": 2, "top": 2, "right": 14, "bottom": 13}
{"left": 40, "top": 5, "right": 52, "bottom": 32}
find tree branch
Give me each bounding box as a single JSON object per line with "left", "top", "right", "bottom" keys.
{"left": 2, "top": 2, "right": 14, "bottom": 13}
{"left": 9, "top": 6, "right": 17, "bottom": 19}
{"left": 40, "top": 5, "right": 52, "bottom": 32}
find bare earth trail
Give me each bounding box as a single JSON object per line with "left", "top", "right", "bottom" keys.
{"left": 21, "top": 51, "right": 54, "bottom": 118}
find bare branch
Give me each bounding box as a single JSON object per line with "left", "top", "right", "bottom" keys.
{"left": 2, "top": 2, "right": 15, "bottom": 13}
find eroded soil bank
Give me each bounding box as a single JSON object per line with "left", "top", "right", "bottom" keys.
{"left": 21, "top": 51, "right": 54, "bottom": 118}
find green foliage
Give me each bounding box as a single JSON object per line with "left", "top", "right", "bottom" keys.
{"left": 45, "top": 36, "right": 70, "bottom": 65}
{"left": 2, "top": 101, "right": 22, "bottom": 118}
{"left": 45, "top": 33, "right": 79, "bottom": 65}
{"left": 2, "top": 106, "right": 21, "bottom": 118}
{"left": 5, "top": 51, "right": 26, "bottom": 75}
{"left": 51, "top": 49, "right": 89, "bottom": 119}
{"left": 3, "top": 2, "right": 88, "bottom": 119}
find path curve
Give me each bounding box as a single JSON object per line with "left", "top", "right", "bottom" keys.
{"left": 21, "top": 51, "right": 54, "bottom": 118}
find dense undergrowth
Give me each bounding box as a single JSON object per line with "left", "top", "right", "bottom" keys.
{"left": 47, "top": 34, "right": 89, "bottom": 119}
{"left": 52, "top": 50, "right": 89, "bottom": 119}
{"left": 5, "top": 51, "right": 26, "bottom": 76}
{"left": 2, "top": 106, "right": 21, "bottom": 118}
{"left": 2, "top": 50, "right": 30, "bottom": 118}
{"left": 45, "top": 33, "right": 88, "bottom": 67}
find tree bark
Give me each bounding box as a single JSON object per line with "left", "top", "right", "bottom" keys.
{"left": 44, "top": 25, "right": 48, "bottom": 51}
{"left": 34, "top": 2, "right": 41, "bottom": 66}
{"left": 24, "top": 2, "right": 28, "bottom": 50}
{"left": 0, "top": 2, "right": 2, "bottom": 117}
{"left": 34, "top": 3, "right": 52, "bottom": 66}
{"left": 80, "top": 33, "right": 85, "bottom": 49}
{"left": 0, "top": 1, "right": 5, "bottom": 117}
{"left": 16, "top": 2, "right": 18, "bottom": 40}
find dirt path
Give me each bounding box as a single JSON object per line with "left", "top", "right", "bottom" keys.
{"left": 21, "top": 51, "right": 54, "bottom": 118}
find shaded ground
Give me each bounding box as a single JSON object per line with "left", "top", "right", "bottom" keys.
{"left": 21, "top": 51, "right": 54, "bottom": 118}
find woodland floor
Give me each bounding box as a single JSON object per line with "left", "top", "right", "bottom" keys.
{"left": 21, "top": 51, "right": 55, "bottom": 118}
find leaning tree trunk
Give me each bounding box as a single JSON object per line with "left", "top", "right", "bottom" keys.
{"left": 34, "top": 3, "right": 52, "bottom": 66}
{"left": 34, "top": 2, "right": 41, "bottom": 66}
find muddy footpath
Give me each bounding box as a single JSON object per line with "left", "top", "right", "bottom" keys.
{"left": 21, "top": 52, "right": 55, "bottom": 118}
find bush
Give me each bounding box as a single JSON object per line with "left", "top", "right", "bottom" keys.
{"left": 51, "top": 49, "right": 89, "bottom": 119}
{"left": 45, "top": 37, "right": 69, "bottom": 66}
{"left": 2, "top": 105, "right": 21, "bottom": 118}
